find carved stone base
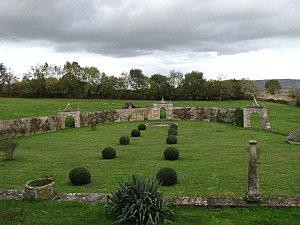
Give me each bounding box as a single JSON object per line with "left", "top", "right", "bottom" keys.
{"left": 245, "top": 193, "right": 261, "bottom": 203}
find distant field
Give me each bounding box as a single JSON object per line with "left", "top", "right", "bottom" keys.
{"left": 0, "top": 98, "right": 299, "bottom": 133}
{"left": 1, "top": 200, "right": 299, "bottom": 225}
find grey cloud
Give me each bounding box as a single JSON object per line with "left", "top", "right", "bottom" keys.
{"left": 0, "top": 0, "right": 300, "bottom": 57}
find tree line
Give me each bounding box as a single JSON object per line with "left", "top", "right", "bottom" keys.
{"left": 0, "top": 62, "right": 258, "bottom": 100}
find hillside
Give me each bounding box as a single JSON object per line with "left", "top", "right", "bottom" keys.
{"left": 255, "top": 79, "right": 300, "bottom": 93}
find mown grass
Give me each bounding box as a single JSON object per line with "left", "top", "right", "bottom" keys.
{"left": 0, "top": 120, "right": 299, "bottom": 197}
{"left": 0, "top": 200, "right": 299, "bottom": 225}
{"left": 0, "top": 98, "right": 299, "bottom": 133}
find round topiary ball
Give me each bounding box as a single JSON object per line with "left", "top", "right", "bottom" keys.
{"left": 131, "top": 129, "right": 141, "bottom": 137}
{"left": 69, "top": 167, "right": 91, "bottom": 186}
{"left": 119, "top": 135, "right": 130, "bottom": 145}
{"left": 166, "top": 135, "right": 177, "bottom": 144}
{"left": 102, "top": 147, "right": 116, "bottom": 159}
{"left": 138, "top": 123, "right": 147, "bottom": 130}
{"left": 168, "top": 128, "right": 178, "bottom": 136}
{"left": 156, "top": 167, "right": 177, "bottom": 186}
{"left": 170, "top": 123, "right": 178, "bottom": 130}
{"left": 164, "top": 147, "right": 179, "bottom": 160}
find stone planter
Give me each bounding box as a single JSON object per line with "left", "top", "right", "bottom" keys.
{"left": 24, "top": 178, "right": 56, "bottom": 200}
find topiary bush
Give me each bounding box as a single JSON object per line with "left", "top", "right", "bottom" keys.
{"left": 156, "top": 168, "right": 177, "bottom": 186}
{"left": 69, "top": 167, "right": 91, "bottom": 185}
{"left": 119, "top": 135, "right": 130, "bottom": 145}
{"left": 65, "top": 115, "right": 75, "bottom": 128}
{"left": 166, "top": 135, "right": 177, "bottom": 144}
{"left": 106, "top": 175, "right": 173, "bottom": 225}
{"left": 138, "top": 123, "right": 147, "bottom": 130}
{"left": 168, "top": 128, "right": 178, "bottom": 136}
{"left": 102, "top": 147, "right": 116, "bottom": 159}
{"left": 131, "top": 129, "right": 141, "bottom": 137}
{"left": 0, "top": 138, "right": 18, "bottom": 160}
{"left": 170, "top": 123, "right": 178, "bottom": 130}
{"left": 163, "top": 147, "right": 179, "bottom": 160}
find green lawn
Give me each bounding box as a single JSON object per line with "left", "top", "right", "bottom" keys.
{"left": 0, "top": 98, "right": 299, "bottom": 133}
{"left": 0, "top": 200, "right": 299, "bottom": 225}
{"left": 1, "top": 120, "right": 299, "bottom": 197}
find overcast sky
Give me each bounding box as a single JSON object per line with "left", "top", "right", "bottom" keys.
{"left": 0, "top": 0, "right": 300, "bottom": 79}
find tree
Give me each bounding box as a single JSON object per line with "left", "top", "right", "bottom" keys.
{"left": 169, "top": 70, "right": 183, "bottom": 88}
{"left": 129, "top": 69, "right": 148, "bottom": 99}
{"left": 148, "top": 74, "right": 173, "bottom": 100}
{"left": 265, "top": 80, "right": 281, "bottom": 95}
{"left": 0, "top": 63, "right": 17, "bottom": 96}
{"left": 179, "top": 71, "right": 206, "bottom": 100}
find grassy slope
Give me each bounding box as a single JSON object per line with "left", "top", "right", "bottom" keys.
{"left": 0, "top": 200, "right": 299, "bottom": 225}
{"left": 0, "top": 98, "right": 299, "bottom": 133}
{"left": 0, "top": 121, "right": 299, "bottom": 197}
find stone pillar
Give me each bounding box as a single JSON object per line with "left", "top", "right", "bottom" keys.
{"left": 245, "top": 140, "right": 261, "bottom": 202}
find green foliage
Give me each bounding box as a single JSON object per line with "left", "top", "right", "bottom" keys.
{"left": 131, "top": 129, "right": 141, "bottom": 137}
{"left": 27, "top": 178, "right": 53, "bottom": 187}
{"left": 160, "top": 107, "right": 166, "bottom": 119}
{"left": 89, "top": 120, "right": 97, "bottom": 131}
{"left": 234, "top": 108, "right": 244, "bottom": 127}
{"left": 0, "top": 138, "right": 17, "bottom": 160}
{"left": 265, "top": 79, "right": 281, "bottom": 95}
{"left": 156, "top": 168, "right": 177, "bottom": 186}
{"left": 138, "top": 123, "right": 147, "bottom": 130}
{"left": 164, "top": 147, "right": 179, "bottom": 160}
{"left": 106, "top": 175, "right": 173, "bottom": 225}
{"left": 119, "top": 135, "right": 130, "bottom": 145}
{"left": 170, "top": 123, "right": 178, "bottom": 130}
{"left": 166, "top": 135, "right": 177, "bottom": 144}
{"left": 69, "top": 167, "right": 91, "bottom": 186}
{"left": 65, "top": 115, "right": 75, "bottom": 128}
{"left": 168, "top": 128, "right": 178, "bottom": 136}
{"left": 102, "top": 147, "right": 116, "bottom": 159}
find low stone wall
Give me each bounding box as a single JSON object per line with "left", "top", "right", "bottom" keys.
{"left": 171, "top": 107, "right": 235, "bottom": 123}
{"left": 0, "top": 115, "right": 63, "bottom": 140}
{"left": 0, "top": 107, "right": 236, "bottom": 140}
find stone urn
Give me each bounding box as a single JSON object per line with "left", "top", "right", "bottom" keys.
{"left": 24, "top": 178, "right": 56, "bottom": 200}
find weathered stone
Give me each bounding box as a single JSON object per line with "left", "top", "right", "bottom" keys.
{"left": 287, "top": 129, "right": 300, "bottom": 144}
{"left": 245, "top": 140, "right": 261, "bottom": 203}
{"left": 24, "top": 179, "right": 56, "bottom": 200}
{"left": 243, "top": 106, "right": 270, "bottom": 129}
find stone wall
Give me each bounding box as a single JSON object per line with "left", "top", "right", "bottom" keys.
{"left": 0, "top": 106, "right": 236, "bottom": 140}
{"left": 171, "top": 107, "right": 235, "bottom": 123}
{"left": 0, "top": 115, "right": 63, "bottom": 140}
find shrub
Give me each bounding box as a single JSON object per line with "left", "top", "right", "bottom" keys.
{"left": 106, "top": 175, "right": 173, "bottom": 225}
{"left": 89, "top": 120, "right": 97, "bottom": 131}
{"left": 0, "top": 138, "right": 17, "bottom": 160}
{"left": 119, "top": 136, "right": 130, "bottom": 145}
{"left": 234, "top": 108, "right": 244, "bottom": 127}
{"left": 170, "top": 123, "right": 178, "bottom": 130}
{"left": 156, "top": 168, "right": 177, "bottom": 186}
{"left": 69, "top": 167, "right": 91, "bottom": 185}
{"left": 166, "top": 135, "right": 177, "bottom": 144}
{"left": 168, "top": 128, "right": 178, "bottom": 136}
{"left": 131, "top": 129, "right": 141, "bottom": 137}
{"left": 164, "top": 147, "right": 179, "bottom": 160}
{"left": 65, "top": 115, "right": 75, "bottom": 128}
{"left": 138, "top": 123, "right": 147, "bottom": 130}
{"left": 102, "top": 147, "right": 116, "bottom": 159}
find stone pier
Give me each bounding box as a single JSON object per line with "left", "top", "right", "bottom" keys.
{"left": 245, "top": 140, "right": 261, "bottom": 202}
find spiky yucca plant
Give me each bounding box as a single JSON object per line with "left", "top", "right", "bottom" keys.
{"left": 106, "top": 175, "right": 173, "bottom": 225}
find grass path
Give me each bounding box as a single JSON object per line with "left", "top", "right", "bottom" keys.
{"left": 0, "top": 200, "right": 299, "bottom": 225}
